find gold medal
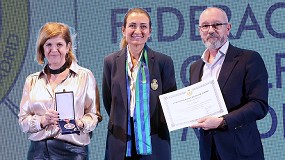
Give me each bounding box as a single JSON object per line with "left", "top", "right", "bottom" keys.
{"left": 64, "top": 123, "right": 75, "bottom": 129}
{"left": 151, "top": 79, "right": 158, "bottom": 90}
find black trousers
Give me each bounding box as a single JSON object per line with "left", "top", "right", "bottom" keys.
{"left": 27, "top": 139, "right": 87, "bottom": 160}
{"left": 211, "top": 137, "right": 221, "bottom": 160}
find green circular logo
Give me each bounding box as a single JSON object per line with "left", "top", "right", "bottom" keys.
{"left": 0, "top": 1, "right": 29, "bottom": 107}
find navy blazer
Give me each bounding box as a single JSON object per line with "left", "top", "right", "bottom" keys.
{"left": 102, "top": 46, "right": 177, "bottom": 160}
{"left": 190, "top": 43, "right": 269, "bottom": 160}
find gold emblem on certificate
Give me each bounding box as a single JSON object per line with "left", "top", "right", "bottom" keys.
{"left": 186, "top": 89, "right": 192, "bottom": 96}
{"left": 151, "top": 79, "right": 158, "bottom": 90}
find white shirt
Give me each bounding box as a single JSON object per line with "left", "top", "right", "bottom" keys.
{"left": 201, "top": 41, "right": 229, "bottom": 81}
{"left": 126, "top": 46, "right": 143, "bottom": 117}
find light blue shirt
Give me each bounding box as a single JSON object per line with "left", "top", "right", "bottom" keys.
{"left": 201, "top": 41, "right": 229, "bottom": 81}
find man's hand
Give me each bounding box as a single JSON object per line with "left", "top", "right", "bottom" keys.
{"left": 191, "top": 117, "right": 224, "bottom": 130}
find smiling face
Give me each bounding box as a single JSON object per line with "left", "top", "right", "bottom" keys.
{"left": 122, "top": 12, "right": 152, "bottom": 49}
{"left": 43, "top": 35, "right": 70, "bottom": 69}
{"left": 199, "top": 8, "right": 231, "bottom": 50}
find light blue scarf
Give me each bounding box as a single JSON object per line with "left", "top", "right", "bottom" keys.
{"left": 126, "top": 47, "right": 152, "bottom": 156}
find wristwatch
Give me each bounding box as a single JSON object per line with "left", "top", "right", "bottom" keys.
{"left": 218, "top": 117, "right": 228, "bottom": 130}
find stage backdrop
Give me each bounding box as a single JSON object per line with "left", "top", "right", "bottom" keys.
{"left": 1, "top": 0, "right": 284, "bottom": 159}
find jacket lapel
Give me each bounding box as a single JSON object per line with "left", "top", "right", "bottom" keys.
{"left": 191, "top": 60, "right": 204, "bottom": 84}
{"left": 116, "top": 48, "right": 128, "bottom": 110}
{"left": 146, "top": 47, "right": 156, "bottom": 116}
{"left": 217, "top": 44, "right": 240, "bottom": 90}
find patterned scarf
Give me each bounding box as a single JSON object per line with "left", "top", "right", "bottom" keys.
{"left": 125, "top": 47, "right": 152, "bottom": 156}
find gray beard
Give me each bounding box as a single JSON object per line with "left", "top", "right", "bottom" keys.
{"left": 203, "top": 36, "right": 226, "bottom": 49}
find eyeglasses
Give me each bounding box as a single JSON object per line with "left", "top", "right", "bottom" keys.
{"left": 199, "top": 23, "right": 228, "bottom": 32}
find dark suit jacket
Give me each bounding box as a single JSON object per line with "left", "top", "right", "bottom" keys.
{"left": 102, "top": 46, "right": 177, "bottom": 160}
{"left": 190, "top": 43, "right": 268, "bottom": 160}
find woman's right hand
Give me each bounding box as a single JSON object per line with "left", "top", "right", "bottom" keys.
{"left": 40, "top": 109, "right": 59, "bottom": 128}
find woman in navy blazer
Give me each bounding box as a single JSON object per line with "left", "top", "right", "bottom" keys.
{"left": 190, "top": 7, "right": 269, "bottom": 160}
{"left": 102, "top": 8, "right": 176, "bottom": 160}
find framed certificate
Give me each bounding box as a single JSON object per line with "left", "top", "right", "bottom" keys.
{"left": 55, "top": 91, "right": 80, "bottom": 135}
{"left": 159, "top": 78, "right": 228, "bottom": 132}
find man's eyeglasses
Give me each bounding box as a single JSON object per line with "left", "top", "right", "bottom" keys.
{"left": 199, "top": 23, "right": 228, "bottom": 32}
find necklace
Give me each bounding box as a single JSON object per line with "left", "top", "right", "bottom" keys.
{"left": 47, "top": 62, "right": 68, "bottom": 74}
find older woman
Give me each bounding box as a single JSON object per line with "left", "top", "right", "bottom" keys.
{"left": 19, "top": 22, "right": 102, "bottom": 160}
{"left": 103, "top": 8, "right": 177, "bottom": 160}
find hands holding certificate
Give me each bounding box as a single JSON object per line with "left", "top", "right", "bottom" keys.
{"left": 159, "top": 78, "right": 228, "bottom": 132}
{"left": 191, "top": 116, "right": 224, "bottom": 130}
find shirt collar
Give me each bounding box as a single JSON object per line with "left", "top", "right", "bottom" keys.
{"left": 201, "top": 40, "right": 229, "bottom": 63}
{"left": 127, "top": 45, "right": 143, "bottom": 69}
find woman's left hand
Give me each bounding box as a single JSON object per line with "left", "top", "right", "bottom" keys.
{"left": 76, "top": 119, "right": 84, "bottom": 129}
{"left": 40, "top": 109, "right": 59, "bottom": 128}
